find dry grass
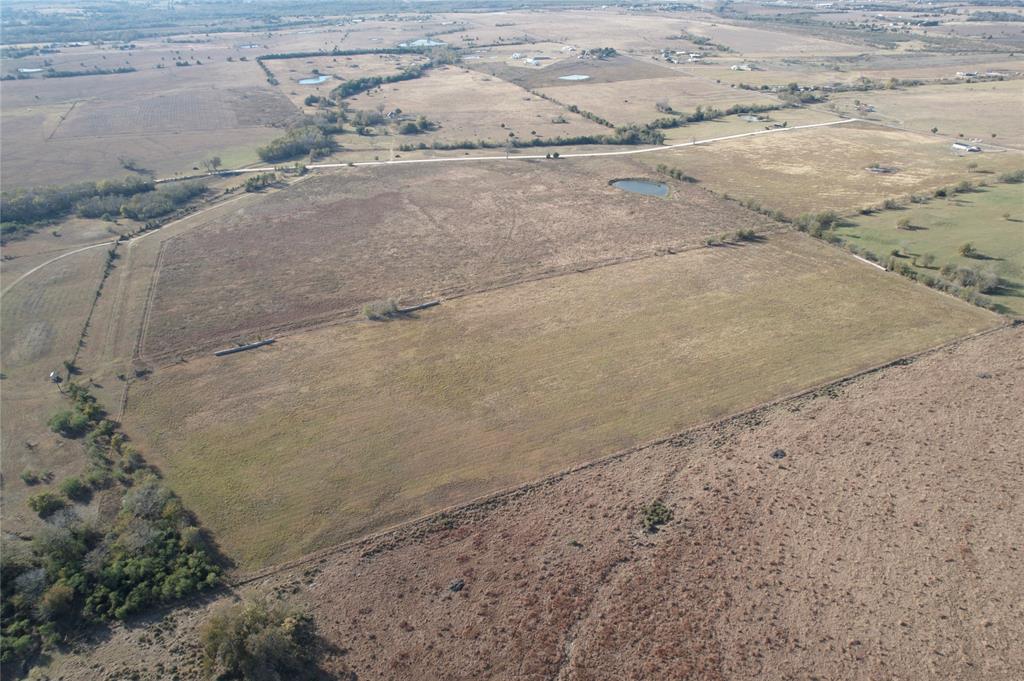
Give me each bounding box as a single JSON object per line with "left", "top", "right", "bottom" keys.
{"left": 0, "top": 55, "right": 295, "bottom": 188}
{"left": 141, "top": 157, "right": 772, "bottom": 358}
{"left": 125, "top": 233, "right": 998, "bottom": 568}
{"left": 831, "top": 80, "right": 1024, "bottom": 149}
{"left": 641, "top": 121, "right": 1024, "bottom": 216}
{"left": 536, "top": 74, "right": 781, "bottom": 126}
{"left": 339, "top": 66, "right": 609, "bottom": 149}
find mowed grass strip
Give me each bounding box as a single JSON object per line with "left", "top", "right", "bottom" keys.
{"left": 126, "top": 233, "right": 999, "bottom": 569}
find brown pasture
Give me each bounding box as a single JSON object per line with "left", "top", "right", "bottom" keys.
{"left": 640, "top": 121, "right": 1024, "bottom": 216}
{"left": 140, "top": 157, "right": 774, "bottom": 359}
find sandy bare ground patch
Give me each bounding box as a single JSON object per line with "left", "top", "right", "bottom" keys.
{"left": 141, "top": 157, "right": 772, "bottom": 359}
{"left": 127, "top": 233, "right": 996, "bottom": 568}
{"left": 47, "top": 323, "right": 1022, "bottom": 681}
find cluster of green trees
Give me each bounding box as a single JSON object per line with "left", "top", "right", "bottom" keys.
{"left": 42, "top": 66, "right": 135, "bottom": 78}
{"left": 3, "top": 385, "right": 220, "bottom": 670}
{"left": 399, "top": 115, "right": 435, "bottom": 135}
{"left": 333, "top": 64, "right": 426, "bottom": 98}
{"left": 244, "top": 173, "right": 277, "bottom": 192}
{"left": 396, "top": 125, "right": 665, "bottom": 152}
{"left": 257, "top": 126, "right": 336, "bottom": 162}
{"left": 2, "top": 176, "right": 153, "bottom": 226}
{"left": 565, "top": 104, "right": 615, "bottom": 128}
{"left": 76, "top": 181, "right": 206, "bottom": 221}
{"left": 1, "top": 177, "right": 206, "bottom": 239}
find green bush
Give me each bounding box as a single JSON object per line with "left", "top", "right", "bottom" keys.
{"left": 201, "top": 600, "right": 318, "bottom": 681}
{"left": 47, "top": 410, "right": 91, "bottom": 438}
{"left": 27, "top": 492, "right": 67, "bottom": 519}
{"left": 59, "top": 477, "right": 91, "bottom": 503}
{"left": 640, "top": 500, "right": 673, "bottom": 533}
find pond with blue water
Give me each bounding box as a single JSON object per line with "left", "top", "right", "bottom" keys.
{"left": 611, "top": 179, "right": 669, "bottom": 197}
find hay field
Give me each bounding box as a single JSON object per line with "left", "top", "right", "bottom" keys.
{"left": 831, "top": 81, "right": 1024, "bottom": 149}
{"left": 142, "top": 157, "right": 771, "bottom": 359}
{"left": 536, "top": 75, "right": 781, "bottom": 126}
{"left": 126, "top": 233, "right": 998, "bottom": 568}
{"left": 641, "top": 122, "right": 1024, "bottom": 216}
{"left": 836, "top": 183, "right": 1024, "bottom": 315}
{"left": 340, "top": 66, "right": 609, "bottom": 146}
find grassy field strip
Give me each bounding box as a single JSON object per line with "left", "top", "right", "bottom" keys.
{"left": 126, "top": 233, "right": 998, "bottom": 569}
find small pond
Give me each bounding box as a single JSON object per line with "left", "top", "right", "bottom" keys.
{"left": 299, "top": 74, "right": 331, "bottom": 85}
{"left": 558, "top": 74, "right": 590, "bottom": 81}
{"left": 612, "top": 179, "right": 669, "bottom": 197}
{"left": 399, "top": 38, "right": 446, "bottom": 48}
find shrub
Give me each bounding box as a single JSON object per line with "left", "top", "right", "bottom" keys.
{"left": 896, "top": 217, "right": 911, "bottom": 230}
{"left": 27, "top": 492, "right": 66, "bottom": 519}
{"left": 918, "top": 253, "right": 936, "bottom": 268}
{"left": 997, "top": 169, "right": 1024, "bottom": 184}
{"left": 640, "top": 500, "right": 673, "bottom": 533}
{"left": 883, "top": 198, "right": 899, "bottom": 209}
{"left": 977, "top": 270, "right": 1001, "bottom": 294}
{"left": 201, "top": 600, "right": 318, "bottom": 681}
{"left": 362, "top": 298, "right": 400, "bottom": 320}
{"left": 20, "top": 469, "right": 40, "bottom": 485}
{"left": 59, "top": 477, "right": 91, "bottom": 503}
{"left": 47, "top": 410, "right": 90, "bottom": 438}
{"left": 734, "top": 228, "right": 757, "bottom": 241}
{"left": 398, "top": 121, "right": 420, "bottom": 135}
{"left": 959, "top": 242, "right": 977, "bottom": 258}
{"left": 36, "top": 581, "right": 75, "bottom": 622}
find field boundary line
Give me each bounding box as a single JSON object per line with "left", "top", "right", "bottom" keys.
{"left": 135, "top": 227, "right": 793, "bottom": 367}
{"left": 224, "top": 320, "right": 1013, "bottom": 586}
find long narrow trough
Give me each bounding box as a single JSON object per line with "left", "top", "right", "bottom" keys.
{"left": 214, "top": 338, "right": 275, "bottom": 357}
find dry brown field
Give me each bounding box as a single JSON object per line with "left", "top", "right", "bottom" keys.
{"left": 340, "top": 66, "right": 610, "bottom": 146}
{"left": 673, "top": 54, "right": 1024, "bottom": 89}
{"left": 126, "top": 233, "right": 997, "bottom": 568}
{"left": 675, "top": 20, "right": 865, "bottom": 57}
{"left": 140, "top": 157, "right": 770, "bottom": 359}
{"left": 641, "top": 121, "right": 1024, "bottom": 216}
{"left": 831, "top": 80, "right": 1024, "bottom": 149}
{"left": 0, "top": 57, "right": 296, "bottom": 187}
{"left": 471, "top": 53, "right": 682, "bottom": 90}
{"left": 48, "top": 323, "right": 1022, "bottom": 681}
{"left": 536, "top": 74, "right": 781, "bottom": 126}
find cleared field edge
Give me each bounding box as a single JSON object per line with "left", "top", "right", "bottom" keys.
{"left": 228, "top": 320, "right": 1013, "bottom": 584}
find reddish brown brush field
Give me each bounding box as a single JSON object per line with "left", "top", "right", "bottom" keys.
{"left": 142, "top": 158, "right": 773, "bottom": 359}
{"left": 49, "top": 324, "right": 1023, "bottom": 680}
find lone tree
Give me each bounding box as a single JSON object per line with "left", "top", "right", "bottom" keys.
{"left": 202, "top": 156, "right": 222, "bottom": 173}
{"left": 896, "top": 217, "right": 911, "bottom": 230}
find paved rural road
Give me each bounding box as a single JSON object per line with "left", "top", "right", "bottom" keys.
{"left": 2, "top": 119, "right": 856, "bottom": 297}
